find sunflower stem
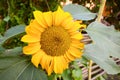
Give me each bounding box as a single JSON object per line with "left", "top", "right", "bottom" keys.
{"left": 96, "top": 0, "right": 106, "bottom": 22}
{"left": 88, "top": 60, "right": 93, "bottom": 80}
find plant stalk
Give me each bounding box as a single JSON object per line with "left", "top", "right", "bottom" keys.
{"left": 88, "top": 60, "right": 93, "bottom": 80}
{"left": 96, "top": 0, "right": 106, "bottom": 22}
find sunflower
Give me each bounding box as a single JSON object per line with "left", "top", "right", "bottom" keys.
{"left": 21, "top": 7, "right": 84, "bottom": 75}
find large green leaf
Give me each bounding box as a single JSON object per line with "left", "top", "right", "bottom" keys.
{"left": 63, "top": 4, "right": 96, "bottom": 20}
{"left": 0, "top": 52, "right": 48, "bottom": 80}
{"left": 0, "top": 35, "right": 5, "bottom": 53}
{"left": 0, "top": 45, "right": 5, "bottom": 54}
{"left": 0, "top": 25, "right": 25, "bottom": 45}
{"left": 84, "top": 21, "right": 120, "bottom": 74}
{"left": 0, "top": 47, "right": 22, "bottom": 56}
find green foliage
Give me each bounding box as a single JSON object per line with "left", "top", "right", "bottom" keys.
{"left": 0, "top": 20, "right": 6, "bottom": 35}
{"left": 84, "top": 21, "right": 120, "bottom": 74}
{"left": 48, "top": 59, "right": 85, "bottom": 80}
{"left": 0, "top": 25, "right": 25, "bottom": 46}
{"left": 0, "top": 0, "right": 62, "bottom": 80}
{"left": 3, "top": 16, "right": 10, "bottom": 22}
{"left": 0, "top": 0, "right": 120, "bottom": 80}
{"left": 71, "top": 61, "right": 83, "bottom": 80}
{"left": 0, "top": 0, "right": 61, "bottom": 48}
{"left": 63, "top": 4, "right": 97, "bottom": 20}
{"left": 0, "top": 47, "right": 22, "bottom": 56}
{"left": 96, "top": 76, "right": 106, "bottom": 80}
{"left": 0, "top": 49, "right": 48, "bottom": 80}
{"left": 62, "top": 69, "right": 72, "bottom": 80}
{"left": 72, "top": 69, "right": 82, "bottom": 80}
{"left": 64, "top": 3, "right": 120, "bottom": 75}
{"left": 0, "top": 45, "right": 5, "bottom": 54}
{"left": 61, "top": 60, "right": 84, "bottom": 80}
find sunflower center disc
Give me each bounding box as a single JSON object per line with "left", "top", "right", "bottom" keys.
{"left": 40, "top": 26, "right": 71, "bottom": 56}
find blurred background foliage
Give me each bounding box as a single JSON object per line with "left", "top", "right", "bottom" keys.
{"left": 0, "top": 0, "right": 120, "bottom": 43}
{"left": 0, "top": 0, "right": 120, "bottom": 79}
{"left": 0, "top": 0, "right": 61, "bottom": 49}
{"left": 0, "top": 0, "right": 120, "bottom": 34}
{"left": 0, "top": 0, "right": 120, "bottom": 48}
{"left": 0, "top": 0, "right": 120, "bottom": 32}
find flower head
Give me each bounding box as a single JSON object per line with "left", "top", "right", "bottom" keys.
{"left": 21, "top": 7, "right": 84, "bottom": 75}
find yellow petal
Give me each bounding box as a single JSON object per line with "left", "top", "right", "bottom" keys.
{"left": 43, "top": 11, "right": 52, "bottom": 27}
{"left": 76, "top": 20, "right": 82, "bottom": 24}
{"left": 48, "top": 58, "right": 54, "bottom": 75}
{"left": 40, "top": 53, "right": 51, "bottom": 70}
{"left": 71, "top": 32, "right": 83, "bottom": 40}
{"left": 44, "top": 55, "right": 52, "bottom": 71}
{"left": 65, "top": 52, "right": 75, "bottom": 61}
{"left": 68, "top": 46, "right": 83, "bottom": 58}
{"left": 60, "top": 56, "right": 69, "bottom": 69}
{"left": 29, "top": 20, "right": 44, "bottom": 32}
{"left": 63, "top": 54, "right": 71, "bottom": 63}
{"left": 25, "top": 26, "right": 41, "bottom": 39}
{"left": 21, "top": 35, "right": 40, "bottom": 42}
{"left": 71, "top": 39, "right": 84, "bottom": 49}
{"left": 31, "top": 50, "right": 44, "bottom": 67}
{"left": 61, "top": 12, "right": 73, "bottom": 25}
{"left": 64, "top": 12, "right": 72, "bottom": 19}
{"left": 53, "top": 10, "right": 63, "bottom": 26}
{"left": 54, "top": 56, "right": 65, "bottom": 74}
{"left": 69, "top": 22, "right": 81, "bottom": 32}
{"left": 40, "top": 55, "right": 47, "bottom": 69}
{"left": 80, "top": 24, "right": 86, "bottom": 29}
{"left": 33, "top": 11, "right": 47, "bottom": 28}
{"left": 53, "top": 6, "right": 72, "bottom": 26}
{"left": 62, "top": 20, "right": 74, "bottom": 29}
{"left": 23, "top": 42, "right": 41, "bottom": 55}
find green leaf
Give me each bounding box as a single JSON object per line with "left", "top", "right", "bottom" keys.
{"left": 63, "top": 4, "right": 96, "bottom": 20}
{"left": 0, "top": 35, "right": 4, "bottom": 45}
{"left": 84, "top": 21, "right": 120, "bottom": 74}
{"left": 62, "top": 69, "right": 72, "bottom": 80}
{"left": 72, "top": 68, "right": 83, "bottom": 80}
{"left": 76, "top": 57, "right": 89, "bottom": 67}
{"left": 0, "top": 34, "right": 3, "bottom": 38}
{"left": 0, "top": 54, "right": 48, "bottom": 80}
{"left": 0, "top": 47, "right": 22, "bottom": 56}
{"left": 4, "top": 25, "right": 25, "bottom": 38}
{"left": 0, "top": 45, "right": 5, "bottom": 54}
{"left": 97, "top": 76, "right": 106, "bottom": 80}
{"left": 0, "top": 25, "right": 25, "bottom": 45}
{"left": 48, "top": 73, "right": 55, "bottom": 80}
{"left": 3, "top": 16, "right": 10, "bottom": 22}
